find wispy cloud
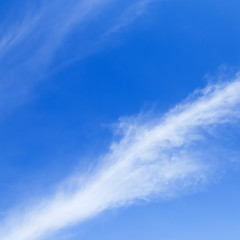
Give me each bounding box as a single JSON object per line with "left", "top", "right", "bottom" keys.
{"left": 0, "top": 0, "right": 110, "bottom": 113}
{"left": 0, "top": 0, "right": 107, "bottom": 59}
{"left": 103, "top": 0, "right": 157, "bottom": 36}
{"left": 1, "top": 77, "right": 240, "bottom": 240}
{"left": 0, "top": 0, "right": 158, "bottom": 115}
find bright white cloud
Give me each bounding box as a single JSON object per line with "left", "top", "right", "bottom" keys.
{"left": 1, "top": 77, "right": 240, "bottom": 240}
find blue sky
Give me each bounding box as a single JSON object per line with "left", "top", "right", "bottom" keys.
{"left": 0, "top": 0, "right": 240, "bottom": 239}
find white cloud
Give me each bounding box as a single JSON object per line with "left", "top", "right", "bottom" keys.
{"left": 1, "top": 77, "right": 240, "bottom": 240}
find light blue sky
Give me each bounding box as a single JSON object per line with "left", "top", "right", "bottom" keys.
{"left": 0, "top": 0, "right": 240, "bottom": 240}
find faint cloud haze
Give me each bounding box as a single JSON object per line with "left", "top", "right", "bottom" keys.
{"left": 0, "top": 0, "right": 157, "bottom": 115}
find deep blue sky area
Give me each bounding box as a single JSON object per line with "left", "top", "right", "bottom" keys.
{"left": 0, "top": 0, "right": 240, "bottom": 239}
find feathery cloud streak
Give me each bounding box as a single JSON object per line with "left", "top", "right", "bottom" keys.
{"left": 0, "top": 0, "right": 156, "bottom": 114}
{"left": 104, "top": 0, "right": 156, "bottom": 36}
{"left": 0, "top": 0, "right": 110, "bottom": 112}
{"left": 1, "top": 77, "right": 240, "bottom": 240}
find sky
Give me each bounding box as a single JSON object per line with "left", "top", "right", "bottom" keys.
{"left": 0, "top": 0, "right": 240, "bottom": 239}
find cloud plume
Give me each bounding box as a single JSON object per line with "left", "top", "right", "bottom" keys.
{"left": 1, "top": 77, "right": 240, "bottom": 240}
